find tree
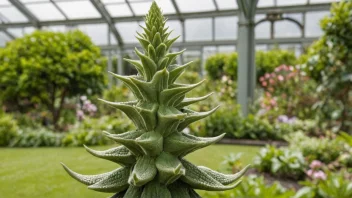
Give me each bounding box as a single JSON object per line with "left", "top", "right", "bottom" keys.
{"left": 0, "top": 30, "right": 107, "bottom": 130}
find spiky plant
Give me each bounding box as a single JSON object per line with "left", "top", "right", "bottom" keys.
{"left": 61, "top": 2, "right": 248, "bottom": 197}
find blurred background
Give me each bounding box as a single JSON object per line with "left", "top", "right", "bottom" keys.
{"left": 0, "top": 0, "right": 351, "bottom": 198}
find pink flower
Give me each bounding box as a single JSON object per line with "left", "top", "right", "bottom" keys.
{"left": 306, "top": 169, "right": 314, "bottom": 177}
{"left": 76, "top": 110, "right": 84, "bottom": 120}
{"left": 265, "top": 92, "right": 271, "bottom": 97}
{"left": 278, "top": 75, "right": 284, "bottom": 81}
{"left": 312, "top": 170, "right": 327, "bottom": 180}
{"left": 275, "top": 67, "right": 280, "bottom": 72}
{"left": 310, "top": 160, "right": 323, "bottom": 169}
{"left": 265, "top": 73, "right": 271, "bottom": 78}
{"left": 269, "top": 79, "right": 275, "bottom": 84}
{"left": 270, "top": 99, "right": 276, "bottom": 105}
{"left": 262, "top": 81, "right": 267, "bottom": 87}
{"left": 259, "top": 77, "right": 265, "bottom": 82}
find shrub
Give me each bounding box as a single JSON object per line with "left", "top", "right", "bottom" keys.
{"left": 205, "top": 53, "right": 229, "bottom": 79}
{"left": 0, "top": 30, "right": 107, "bottom": 129}
{"left": 224, "top": 53, "right": 238, "bottom": 80}
{"left": 254, "top": 145, "right": 307, "bottom": 180}
{"left": 203, "top": 175, "right": 296, "bottom": 198}
{"left": 9, "top": 127, "right": 63, "bottom": 147}
{"left": 0, "top": 113, "right": 19, "bottom": 146}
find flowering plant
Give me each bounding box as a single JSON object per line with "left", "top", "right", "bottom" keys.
{"left": 76, "top": 96, "right": 98, "bottom": 121}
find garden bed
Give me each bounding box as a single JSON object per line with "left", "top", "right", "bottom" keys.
{"left": 219, "top": 138, "right": 288, "bottom": 147}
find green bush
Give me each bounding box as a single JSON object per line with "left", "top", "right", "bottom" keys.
{"left": 205, "top": 53, "right": 229, "bottom": 79}
{"left": 10, "top": 128, "right": 63, "bottom": 147}
{"left": 203, "top": 175, "right": 295, "bottom": 198}
{"left": 0, "top": 113, "right": 19, "bottom": 146}
{"left": 254, "top": 145, "right": 307, "bottom": 180}
{"left": 224, "top": 53, "right": 238, "bottom": 80}
{"left": 0, "top": 30, "right": 107, "bottom": 129}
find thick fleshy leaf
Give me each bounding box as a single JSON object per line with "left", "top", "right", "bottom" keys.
{"left": 165, "top": 36, "right": 180, "bottom": 51}
{"left": 156, "top": 43, "right": 167, "bottom": 58}
{"left": 123, "top": 59, "right": 145, "bottom": 77}
{"left": 105, "top": 130, "right": 144, "bottom": 156}
{"left": 129, "top": 156, "right": 157, "bottom": 186}
{"left": 84, "top": 145, "right": 135, "bottom": 166}
{"left": 152, "top": 32, "right": 162, "bottom": 47}
{"left": 198, "top": 165, "right": 250, "bottom": 185}
{"left": 168, "top": 62, "right": 193, "bottom": 84}
{"left": 141, "top": 180, "right": 172, "bottom": 198}
{"left": 108, "top": 73, "right": 143, "bottom": 99}
{"left": 176, "top": 93, "right": 213, "bottom": 108}
{"left": 148, "top": 44, "right": 157, "bottom": 61}
{"left": 136, "top": 36, "right": 150, "bottom": 51}
{"left": 134, "top": 102, "right": 158, "bottom": 131}
{"left": 123, "top": 185, "right": 143, "bottom": 198}
{"left": 155, "top": 152, "right": 185, "bottom": 185}
{"left": 110, "top": 191, "right": 126, "bottom": 198}
{"left": 155, "top": 106, "right": 185, "bottom": 136}
{"left": 98, "top": 100, "right": 147, "bottom": 130}
{"left": 136, "top": 131, "right": 163, "bottom": 156}
{"left": 164, "top": 132, "right": 225, "bottom": 156}
{"left": 168, "top": 182, "right": 191, "bottom": 198}
{"left": 181, "top": 160, "right": 242, "bottom": 191}
{"left": 61, "top": 163, "right": 112, "bottom": 185}
{"left": 88, "top": 167, "right": 130, "bottom": 193}
{"left": 159, "top": 80, "right": 205, "bottom": 106}
{"left": 166, "top": 49, "right": 186, "bottom": 66}
{"left": 158, "top": 57, "right": 170, "bottom": 69}
{"left": 135, "top": 48, "right": 157, "bottom": 81}
{"left": 178, "top": 106, "right": 219, "bottom": 131}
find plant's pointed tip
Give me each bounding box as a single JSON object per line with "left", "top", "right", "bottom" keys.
{"left": 103, "top": 131, "right": 112, "bottom": 136}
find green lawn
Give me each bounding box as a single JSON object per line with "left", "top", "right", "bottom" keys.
{"left": 0, "top": 144, "right": 260, "bottom": 198}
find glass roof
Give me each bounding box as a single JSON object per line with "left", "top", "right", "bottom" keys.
{"left": 0, "top": 0, "right": 336, "bottom": 47}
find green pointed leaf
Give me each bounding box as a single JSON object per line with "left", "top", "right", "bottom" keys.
{"left": 129, "top": 78, "right": 157, "bottom": 102}
{"left": 88, "top": 167, "right": 130, "bottom": 193}
{"left": 178, "top": 106, "right": 219, "bottom": 131}
{"left": 155, "top": 106, "right": 185, "bottom": 136}
{"left": 136, "top": 36, "right": 150, "bottom": 51}
{"left": 134, "top": 103, "right": 158, "bottom": 131}
{"left": 168, "top": 61, "right": 193, "bottom": 84}
{"left": 136, "top": 131, "right": 163, "bottom": 156}
{"left": 166, "top": 49, "right": 186, "bottom": 66}
{"left": 108, "top": 73, "right": 143, "bottom": 99}
{"left": 61, "top": 163, "right": 112, "bottom": 185}
{"left": 135, "top": 48, "right": 157, "bottom": 81}
{"left": 167, "top": 182, "right": 191, "bottom": 198}
{"left": 165, "top": 36, "right": 180, "bottom": 51}
{"left": 151, "top": 68, "right": 169, "bottom": 92}
{"left": 141, "top": 180, "right": 172, "bottom": 198}
{"left": 148, "top": 44, "right": 157, "bottom": 61}
{"left": 158, "top": 57, "right": 170, "bottom": 69}
{"left": 164, "top": 132, "right": 225, "bottom": 156}
{"left": 181, "top": 160, "right": 242, "bottom": 191}
{"left": 156, "top": 43, "right": 167, "bottom": 58}
{"left": 123, "top": 59, "right": 145, "bottom": 77}
{"left": 159, "top": 80, "right": 205, "bottom": 106}
{"left": 176, "top": 93, "right": 213, "bottom": 108}
{"left": 84, "top": 145, "right": 135, "bottom": 166}
{"left": 105, "top": 130, "right": 144, "bottom": 156}
{"left": 152, "top": 32, "right": 162, "bottom": 47}
{"left": 129, "top": 156, "right": 157, "bottom": 186}
{"left": 155, "top": 152, "right": 185, "bottom": 185}
{"left": 110, "top": 191, "right": 126, "bottom": 198}
{"left": 124, "top": 185, "right": 143, "bottom": 198}
{"left": 98, "top": 99, "right": 147, "bottom": 130}
{"left": 198, "top": 165, "right": 249, "bottom": 185}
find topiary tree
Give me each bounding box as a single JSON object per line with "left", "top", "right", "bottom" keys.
{"left": 0, "top": 30, "right": 107, "bottom": 130}
{"left": 61, "top": 2, "right": 248, "bottom": 197}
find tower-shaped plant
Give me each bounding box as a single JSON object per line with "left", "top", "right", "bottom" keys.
{"left": 62, "top": 2, "right": 248, "bottom": 197}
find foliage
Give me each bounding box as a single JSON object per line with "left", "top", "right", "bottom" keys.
{"left": 61, "top": 3, "right": 248, "bottom": 197}
{"left": 10, "top": 128, "right": 63, "bottom": 147}
{"left": 258, "top": 65, "right": 317, "bottom": 120}
{"left": 304, "top": 0, "right": 352, "bottom": 132}
{"left": 0, "top": 30, "right": 107, "bottom": 129}
{"left": 220, "top": 153, "right": 244, "bottom": 174}
{"left": 287, "top": 132, "right": 344, "bottom": 164}
{"left": 0, "top": 113, "right": 19, "bottom": 146}
{"left": 295, "top": 171, "right": 352, "bottom": 198}
{"left": 203, "top": 175, "right": 296, "bottom": 198}
{"left": 254, "top": 145, "right": 307, "bottom": 180}
{"left": 223, "top": 52, "right": 238, "bottom": 80}
{"left": 205, "top": 53, "right": 229, "bottom": 79}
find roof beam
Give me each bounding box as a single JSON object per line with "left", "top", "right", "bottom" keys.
{"left": 0, "top": 3, "right": 332, "bottom": 28}
{"left": 8, "top": 0, "right": 40, "bottom": 28}
{"left": 125, "top": 0, "right": 136, "bottom": 17}
{"left": 1, "top": 29, "right": 16, "bottom": 39}
{"left": 90, "top": 0, "right": 124, "bottom": 45}
{"left": 170, "top": 0, "right": 182, "bottom": 20}
{"left": 50, "top": 0, "right": 69, "bottom": 20}
{"left": 213, "top": 0, "right": 219, "bottom": 11}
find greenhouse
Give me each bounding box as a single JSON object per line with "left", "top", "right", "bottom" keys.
{"left": 0, "top": 0, "right": 351, "bottom": 198}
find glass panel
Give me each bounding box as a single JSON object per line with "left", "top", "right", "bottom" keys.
{"left": 110, "top": 33, "right": 117, "bottom": 45}
{"left": 78, "top": 24, "right": 108, "bottom": 45}
{"left": 215, "top": 16, "right": 238, "bottom": 40}
{"left": 44, "top": 25, "right": 66, "bottom": 32}
{"left": 26, "top": 3, "right": 65, "bottom": 21}
{"left": 0, "top": 7, "right": 28, "bottom": 22}
{"left": 257, "top": 0, "right": 274, "bottom": 7}
{"left": 283, "top": 13, "right": 303, "bottom": 23}
{"left": 20, "top": 0, "right": 49, "bottom": 2}
{"left": 277, "top": 0, "right": 307, "bottom": 6}
{"left": 155, "top": 0, "right": 175, "bottom": 14}
{"left": 278, "top": 44, "right": 302, "bottom": 56}
{"left": 305, "top": 11, "right": 329, "bottom": 37}
{"left": 24, "top": 27, "right": 36, "bottom": 34}
{"left": 274, "top": 21, "right": 301, "bottom": 38}
{"left": 166, "top": 20, "right": 182, "bottom": 42}
{"left": 7, "top": 28, "right": 24, "bottom": 38}
{"left": 256, "top": 45, "right": 268, "bottom": 51}
{"left": 216, "top": 0, "right": 237, "bottom": 9}
{"left": 218, "top": 46, "right": 236, "bottom": 53}
{"left": 131, "top": 2, "right": 154, "bottom": 15}
{"left": 310, "top": 0, "right": 335, "bottom": 3}
{"left": 0, "top": 0, "right": 11, "bottom": 6}
{"left": 116, "top": 22, "right": 141, "bottom": 43}
{"left": 101, "top": 0, "right": 125, "bottom": 3}
{"left": 255, "top": 19, "right": 270, "bottom": 39}
{"left": 176, "top": 0, "right": 215, "bottom": 13}
{"left": 106, "top": 4, "right": 133, "bottom": 17}
{"left": 204, "top": 46, "right": 217, "bottom": 58}
{"left": 130, "top": 0, "right": 175, "bottom": 15}
{"left": 56, "top": 1, "right": 101, "bottom": 19}
{"left": 0, "top": 32, "right": 11, "bottom": 46}
{"left": 185, "top": 18, "right": 212, "bottom": 41}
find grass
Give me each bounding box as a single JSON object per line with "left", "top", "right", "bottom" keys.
{"left": 0, "top": 144, "right": 260, "bottom": 198}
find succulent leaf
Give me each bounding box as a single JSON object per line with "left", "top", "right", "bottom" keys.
{"left": 155, "top": 152, "right": 185, "bottom": 185}
{"left": 141, "top": 180, "right": 172, "bottom": 198}
{"left": 129, "top": 156, "right": 157, "bottom": 186}
{"left": 84, "top": 145, "right": 135, "bottom": 166}
{"left": 198, "top": 165, "right": 250, "bottom": 185}
{"left": 88, "top": 167, "right": 130, "bottom": 193}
